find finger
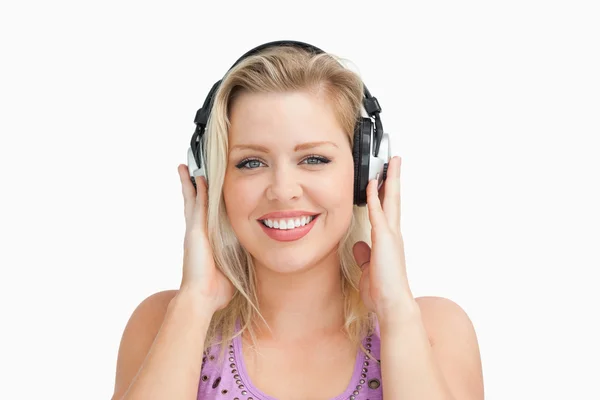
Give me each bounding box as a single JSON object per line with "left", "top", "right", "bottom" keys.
{"left": 352, "top": 241, "right": 371, "bottom": 269}
{"left": 378, "top": 175, "right": 386, "bottom": 205}
{"left": 366, "top": 178, "right": 387, "bottom": 230}
{"left": 193, "top": 173, "right": 208, "bottom": 227}
{"left": 382, "top": 156, "right": 401, "bottom": 231}
{"left": 178, "top": 164, "right": 193, "bottom": 198}
{"left": 178, "top": 165, "right": 195, "bottom": 221}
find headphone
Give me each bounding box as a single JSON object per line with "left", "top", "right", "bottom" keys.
{"left": 187, "top": 40, "right": 391, "bottom": 206}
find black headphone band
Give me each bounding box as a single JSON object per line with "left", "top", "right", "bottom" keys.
{"left": 192, "top": 40, "right": 384, "bottom": 155}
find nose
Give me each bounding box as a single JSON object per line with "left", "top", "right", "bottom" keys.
{"left": 265, "top": 164, "right": 303, "bottom": 202}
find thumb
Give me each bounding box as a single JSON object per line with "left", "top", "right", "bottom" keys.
{"left": 185, "top": 173, "right": 208, "bottom": 235}
{"left": 352, "top": 241, "right": 371, "bottom": 270}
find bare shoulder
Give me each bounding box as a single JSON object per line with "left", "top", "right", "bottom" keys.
{"left": 414, "top": 295, "right": 479, "bottom": 347}
{"left": 415, "top": 296, "right": 477, "bottom": 337}
{"left": 415, "top": 296, "right": 484, "bottom": 400}
{"left": 122, "top": 289, "right": 179, "bottom": 331}
{"left": 111, "top": 289, "right": 179, "bottom": 400}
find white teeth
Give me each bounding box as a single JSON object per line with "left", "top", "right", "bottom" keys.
{"left": 262, "top": 215, "right": 315, "bottom": 230}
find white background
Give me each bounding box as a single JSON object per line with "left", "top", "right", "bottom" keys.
{"left": 1, "top": 0, "right": 598, "bottom": 399}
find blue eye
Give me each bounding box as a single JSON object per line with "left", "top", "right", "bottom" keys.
{"left": 236, "top": 158, "right": 265, "bottom": 169}
{"left": 302, "top": 155, "right": 331, "bottom": 165}
{"left": 235, "top": 155, "right": 331, "bottom": 170}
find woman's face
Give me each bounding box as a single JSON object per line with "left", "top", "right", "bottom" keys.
{"left": 223, "top": 90, "right": 355, "bottom": 273}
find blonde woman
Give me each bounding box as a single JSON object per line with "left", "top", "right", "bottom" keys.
{"left": 111, "top": 41, "right": 484, "bottom": 400}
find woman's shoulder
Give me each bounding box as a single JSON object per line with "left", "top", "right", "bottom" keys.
{"left": 112, "top": 289, "right": 179, "bottom": 399}
{"left": 151, "top": 289, "right": 180, "bottom": 305}
{"left": 122, "top": 289, "right": 179, "bottom": 334}
{"left": 116, "top": 289, "right": 181, "bottom": 353}
{"left": 139, "top": 289, "right": 179, "bottom": 308}
{"left": 119, "top": 287, "right": 180, "bottom": 342}
{"left": 128, "top": 289, "right": 180, "bottom": 323}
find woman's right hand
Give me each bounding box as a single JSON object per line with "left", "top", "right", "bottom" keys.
{"left": 177, "top": 164, "right": 235, "bottom": 314}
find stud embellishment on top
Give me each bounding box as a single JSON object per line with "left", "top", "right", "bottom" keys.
{"left": 226, "top": 341, "right": 252, "bottom": 397}
{"left": 368, "top": 378, "right": 381, "bottom": 389}
{"left": 349, "top": 333, "right": 377, "bottom": 400}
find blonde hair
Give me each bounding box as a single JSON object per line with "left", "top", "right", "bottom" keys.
{"left": 200, "top": 44, "right": 378, "bottom": 364}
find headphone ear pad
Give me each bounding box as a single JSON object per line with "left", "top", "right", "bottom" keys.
{"left": 353, "top": 118, "right": 372, "bottom": 206}
{"left": 189, "top": 131, "right": 208, "bottom": 191}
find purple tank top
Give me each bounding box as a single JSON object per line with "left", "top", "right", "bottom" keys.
{"left": 196, "top": 320, "right": 383, "bottom": 400}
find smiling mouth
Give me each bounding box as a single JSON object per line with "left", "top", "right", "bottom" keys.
{"left": 259, "top": 214, "right": 319, "bottom": 230}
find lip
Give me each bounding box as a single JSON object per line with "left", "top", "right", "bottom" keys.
{"left": 258, "top": 214, "right": 319, "bottom": 242}
{"left": 257, "top": 210, "right": 320, "bottom": 220}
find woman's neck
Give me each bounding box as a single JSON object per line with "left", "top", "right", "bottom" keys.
{"left": 251, "top": 250, "right": 346, "bottom": 342}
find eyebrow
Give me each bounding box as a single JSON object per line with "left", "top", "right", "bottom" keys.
{"left": 229, "top": 141, "right": 339, "bottom": 153}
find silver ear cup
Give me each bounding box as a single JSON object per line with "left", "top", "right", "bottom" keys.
{"left": 187, "top": 147, "right": 206, "bottom": 191}
{"left": 369, "top": 132, "right": 391, "bottom": 189}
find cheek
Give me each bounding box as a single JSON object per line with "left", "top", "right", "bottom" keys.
{"left": 312, "top": 162, "right": 355, "bottom": 210}
{"left": 223, "top": 176, "right": 260, "bottom": 224}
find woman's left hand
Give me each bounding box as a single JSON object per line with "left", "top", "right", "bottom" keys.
{"left": 353, "top": 156, "right": 418, "bottom": 321}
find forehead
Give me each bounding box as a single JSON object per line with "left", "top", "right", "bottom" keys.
{"left": 228, "top": 90, "right": 348, "bottom": 147}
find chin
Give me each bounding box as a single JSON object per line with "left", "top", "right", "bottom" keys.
{"left": 244, "top": 236, "right": 340, "bottom": 274}
{"left": 256, "top": 247, "right": 333, "bottom": 274}
{"left": 235, "top": 212, "right": 353, "bottom": 273}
